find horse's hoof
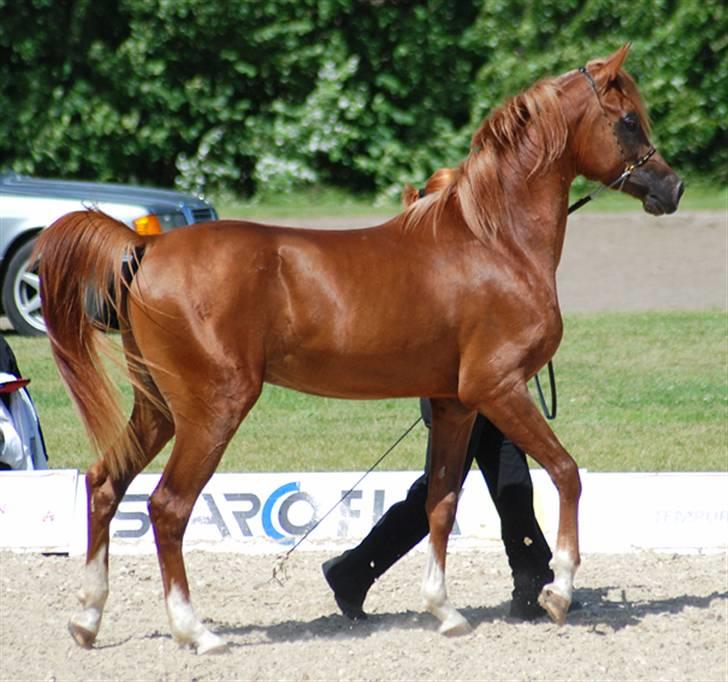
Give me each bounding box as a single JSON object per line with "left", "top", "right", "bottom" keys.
{"left": 195, "top": 632, "right": 229, "bottom": 655}
{"left": 438, "top": 611, "right": 472, "bottom": 637}
{"left": 538, "top": 587, "right": 570, "bottom": 625}
{"left": 68, "top": 619, "right": 96, "bottom": 649}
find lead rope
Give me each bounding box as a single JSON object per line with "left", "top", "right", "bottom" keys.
{"left": 260, "top": 415, "right": 423, "bottom": 587}
{"left": 533, "top": 165, "right": 632, "bottom": 422}
{"left": 533, "top": 359, "right": 558, "bottom": 421}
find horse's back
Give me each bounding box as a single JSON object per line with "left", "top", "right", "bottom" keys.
{"left": 133, "top": 218, "right": 402, "bottom": 309}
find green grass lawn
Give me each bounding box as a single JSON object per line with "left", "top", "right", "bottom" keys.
{"left": 216, "top": 185, "right": 400, "bottom": 220}
{"left": 9, "top": 311, "right": 726, "bottom": 474}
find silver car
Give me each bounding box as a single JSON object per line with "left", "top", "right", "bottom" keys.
{"left": 0, "top": 171, "right": 218, "bottom": 335}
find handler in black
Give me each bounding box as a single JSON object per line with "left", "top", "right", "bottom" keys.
{"left": 323, "top": 400, "right": 553, "bottom": 621}
{"left": 322, "top": 169, "right": 554, "bottom": 622}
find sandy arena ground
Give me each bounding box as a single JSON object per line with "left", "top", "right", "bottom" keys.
{"left": 0, "top": 550, "right": 725, "bottom": 681}
{"left": 1, "top": 210, "right": 726, "bottom": 681}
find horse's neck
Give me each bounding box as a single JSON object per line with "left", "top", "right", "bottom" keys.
{"left": 495, "top": 160, "right": 573, "bottom": 274}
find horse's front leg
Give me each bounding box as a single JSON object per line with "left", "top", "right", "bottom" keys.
{"left": 470, "top": 379, "right": 581, "bottom": 625}
{"left": 423, "top": 398, "right": 476, "bottom": 635}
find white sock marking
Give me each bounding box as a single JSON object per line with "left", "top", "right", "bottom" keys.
{"left": 166, "top": 582, "right": 227, "bottom": 654}
{"left": 72, "top": 543, "right": 109, "bottom": 635}
{"left": 421, "top": 542, "right": 470, "bottom": 635}
{"left": 422, "top": 542, "right": 446, "bottom": 608}
{"left": 549, "top": 548, "right": 576, "bottom": 601}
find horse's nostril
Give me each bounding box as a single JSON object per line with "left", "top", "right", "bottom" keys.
{"left": 675, "top": 180, "right": 685, "bottom": 204}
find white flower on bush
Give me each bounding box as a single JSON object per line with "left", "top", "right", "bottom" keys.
{"left": 253, "top": 154, "right": 318, "bottom": 193}
{"left": 175, "top": 127, "right": 240, "bottom": 195}
{"left": 258, "top": 47, "right": 366, "bottom": 170}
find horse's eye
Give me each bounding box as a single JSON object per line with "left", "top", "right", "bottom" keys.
{"left": 622, "top": 113, "right": 639, "bottom": 130}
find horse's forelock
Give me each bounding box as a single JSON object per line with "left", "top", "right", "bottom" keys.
{"left": 584, "top": 56, "right": 652, "bottom": 136}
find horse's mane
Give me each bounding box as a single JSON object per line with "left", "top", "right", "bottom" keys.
{"left": 403, "top": 64, "right": 652, "bottom": 243}
{"left": 404, "top": 75, "right": 569, "bottom": 242}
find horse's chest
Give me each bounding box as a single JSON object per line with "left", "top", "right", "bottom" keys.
{"left": 522, "top": 307, "right": 563, "bottom": 371}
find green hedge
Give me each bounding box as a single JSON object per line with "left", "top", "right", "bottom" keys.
{"left": 1, "top": 1, "right": 724, "bottom": 197}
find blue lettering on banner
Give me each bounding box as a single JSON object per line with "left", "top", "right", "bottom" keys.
{"left": 112, "top": 481, "right": 326, "bottom": 542}
{"left": 113, "top": 481, "right": 460, "bottom": 544}
{"left": 262, "top": 481, "right": 318, "bottom": 542}
{"left": 261, "top": 481, "right": 296, "bottom": 540}
{"left": 111, "top": 481, "right": 435, "bottom": 543}
{"left": 278, "top": 490, "right": 318, "bottom": 536}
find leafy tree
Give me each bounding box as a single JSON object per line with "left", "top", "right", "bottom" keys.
{"left": 0, "top": 0, "right": 723, "bottom": 196}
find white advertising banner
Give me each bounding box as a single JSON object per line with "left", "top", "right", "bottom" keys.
{"left": 579, "top": 472, "right": 728, "bottom": 553}
{"left": 0, "top": 469, "right": 78, "bottom": 553}
{"left": 2, "top": 470, "right": 726, "bottom": 556}
{"left": 102, "top": 471, "right": 506, "bottom": 555}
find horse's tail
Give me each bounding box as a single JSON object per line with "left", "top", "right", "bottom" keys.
{"left": 33, "top": 210, "right": 152, "bottom": 479}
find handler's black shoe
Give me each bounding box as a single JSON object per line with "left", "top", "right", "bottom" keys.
{"left": 509, "top": 594, "right": 547, "bottom": 621}
{"left": 510, "top": 571, "right": 551, "bottom": 621}
{"left": 322, "top": 554, "right": 369, "bottom": 621}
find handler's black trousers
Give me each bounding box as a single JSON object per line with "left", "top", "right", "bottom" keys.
{"left": 334, "top": 404, "right": 554, "bottom": 600}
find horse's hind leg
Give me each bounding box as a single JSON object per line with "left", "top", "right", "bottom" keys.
{"left": 148, "top": 382, "right": 261, "bottom": 654}
{"left": 422, "top": 398, "right": 476, "bottom": 635}
{"left": 69, "top": 390, "right": 174, "bottom": 648}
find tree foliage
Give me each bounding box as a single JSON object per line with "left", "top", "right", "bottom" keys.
{"left": 1, "top": 0, "right": 724, "bottom": 197}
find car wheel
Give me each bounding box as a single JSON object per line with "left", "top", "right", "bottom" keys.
{"left": 2, "top": 239, "right": 46, "bottom": 336}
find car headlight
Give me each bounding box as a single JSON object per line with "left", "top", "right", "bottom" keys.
{"left": 133, "top": 215, "right": 161, "bottom": 235}
{"left": 133, "top": 212, "right": 186, "bottom": 234}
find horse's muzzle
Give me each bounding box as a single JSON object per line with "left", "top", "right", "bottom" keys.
{"left": 625, "top": 161, "right": 684, "bottom": 216}
{"left": 643, "top": 178, "right": 684, "bottom": 216}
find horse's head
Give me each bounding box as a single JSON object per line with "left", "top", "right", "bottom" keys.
{"left": 571, "top": 44, "right": 684, "bottom": 215}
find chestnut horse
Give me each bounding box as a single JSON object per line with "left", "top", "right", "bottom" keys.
{"left": 36, "top": 45, "right": 682, "bottom": 653}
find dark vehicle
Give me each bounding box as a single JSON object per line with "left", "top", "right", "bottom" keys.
{"left": 0, "top": 172, "right": 217, "bottom": 335}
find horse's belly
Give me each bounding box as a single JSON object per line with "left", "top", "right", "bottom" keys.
{"left": 264, "top": 350, "right": 459, "bottom": 400}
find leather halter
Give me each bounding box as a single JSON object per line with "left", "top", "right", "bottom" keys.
{"left": 568, "top": 66, "right": 656, "bottom": 213}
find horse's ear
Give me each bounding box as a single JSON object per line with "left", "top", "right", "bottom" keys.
{"left": 594, "top": 43, "right": 631, "bottom": 89}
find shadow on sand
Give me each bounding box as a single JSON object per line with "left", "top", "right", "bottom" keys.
{"left": 211, "top": 587, "right": 726, "bottom": 649}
